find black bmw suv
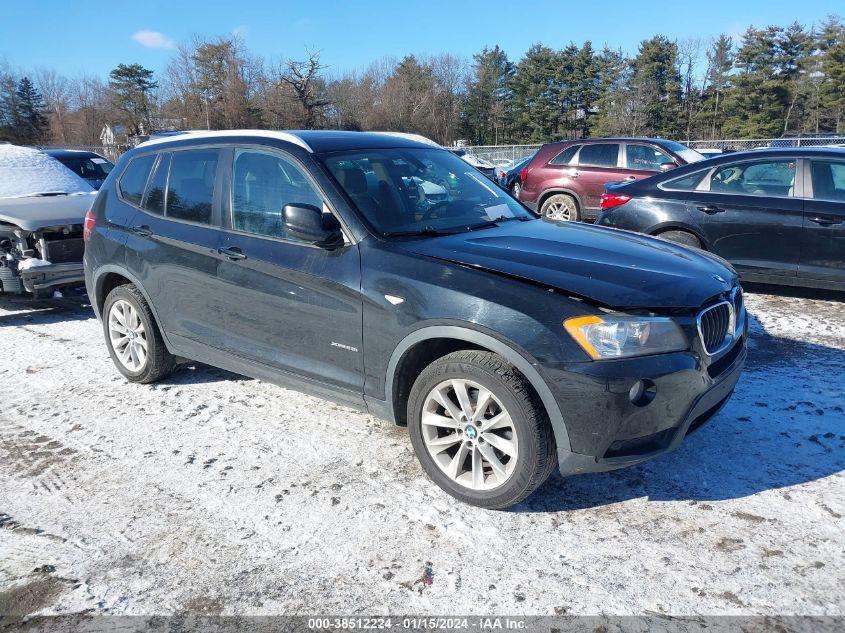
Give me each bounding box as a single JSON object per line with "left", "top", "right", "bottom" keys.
{"left": 83, "top": 130, "right": 747, "bottom": 509}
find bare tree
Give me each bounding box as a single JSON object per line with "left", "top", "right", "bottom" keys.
{"left": 277, "top": 50, "right": 331, "bottom": 128}
{"left": 35, "top": 68, "right": 71, "bottom": 143}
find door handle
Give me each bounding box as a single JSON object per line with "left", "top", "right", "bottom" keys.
{"left": 217, "top": 246, "right": 247, "bottom": 261}
{"left": 697, "top": 205, "right": 725, "bottom": 215}
{"left": 621, "top": 176, "right": 637, "bottom": 183}
{"left": 567, "top": 169, "right": 580, "bottom": 179}
{"left": 809, "top": 216, "right": 843, "bottom": 226}
{"left": 131, "top": 225, "right": 153, "bottom": 237}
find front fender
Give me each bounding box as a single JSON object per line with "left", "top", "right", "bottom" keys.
{"left": 380, "top": 324, "right": 573, "bottom": 460}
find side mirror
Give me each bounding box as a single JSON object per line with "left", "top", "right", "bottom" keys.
{"left": 283, "top": 203, "right": 344, "bottom": 248}
{"left": 660, "top": 162, "right": 680, "bottom": 172}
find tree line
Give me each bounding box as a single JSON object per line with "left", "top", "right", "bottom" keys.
{"left": 1, "top": 16, "right": 844, "bottom": 149}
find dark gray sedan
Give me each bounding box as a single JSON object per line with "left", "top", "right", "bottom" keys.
{"left": 596, "top": 148, "right": 845, "bottom": 291}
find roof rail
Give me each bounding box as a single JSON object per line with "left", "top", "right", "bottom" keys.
{"left": 137, "top": 129, "right": 313, "bottom": 152}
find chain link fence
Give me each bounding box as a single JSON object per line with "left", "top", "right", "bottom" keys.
{"left": 460, "top": 136, "right": 845, "bottom": 163}
{"left": 457, "top": 144, "right": 543, "bottom": 166}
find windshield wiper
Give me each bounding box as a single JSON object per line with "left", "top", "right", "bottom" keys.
{"left": 383, "top": 226, "right": 464, "bottom": 237}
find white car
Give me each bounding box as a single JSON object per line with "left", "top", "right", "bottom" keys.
{"left": 0, "top": 145, "right": 96, "bottom": 297}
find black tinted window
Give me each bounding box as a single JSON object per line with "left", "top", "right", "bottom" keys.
{"left": 118, "top": 154, "right": 155, "bottom": 205}
{"left": 166, "top": 150, "right": 218, "bottom": 224}
{"left": 710, "top": 160, "right": 796, "bottom": 197}
{"left": 578, "top": 144, "right": 619, "bottom": 168}
{"left": 548, "top": 145, "right": 579, "bottom": 166}
{"left": 142, "top": 153, "right": 171, "bottom": 215}
{"left": 232, "top": 148, "right": 323, "bottom": 239}
{"left": 811, "top": 160, "right": 845, "bottom": 202}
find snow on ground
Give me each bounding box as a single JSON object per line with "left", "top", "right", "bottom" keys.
{"left": 0, "top": 286, "right": 843, "bottom": 617}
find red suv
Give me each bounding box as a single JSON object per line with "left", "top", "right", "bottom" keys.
{"left": 519, "top": 138, "right": 704, "bottom": 221}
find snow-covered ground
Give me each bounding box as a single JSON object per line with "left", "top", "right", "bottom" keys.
{"left": 0, "top": 287, "right": 843, "bottom": 617}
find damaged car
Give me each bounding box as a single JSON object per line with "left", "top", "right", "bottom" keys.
{"left": 85, "top": 131, "right": 747, "bottom": 509}
{"left": 0, "top": 145, "right": 95, "bottom": 297}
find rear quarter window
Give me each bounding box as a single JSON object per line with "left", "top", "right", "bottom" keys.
{"left": 661, "top": 170, "right": 708, "bottom": 191}
{"left": 117, "top": 154, "right": 156, "bottom": 205}
{"left": 548, "top": 145, "right": 580, "bottom": 166}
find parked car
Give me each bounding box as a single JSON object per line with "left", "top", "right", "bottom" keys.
{"left": 450, "top": 149, "right": 497, "bottom": 180}
{"left": 44, "top": 149, "right": 114, "bottom": 190}
{"left": 0, "top": 145, "right": 95, "bottom": 297}
{"left": 768, "top": 133, "right": 845, "bottom": 148}
{"left": 496, "top": 153, "right": 535, "bottom": 197}
{"left": 84, "top": 130, "right": 746, "bottom": 509}
{"left": 596, "top": 148, "right": 845, "bottom": 291}
{"left": 519, "top": 138, "right": 705, "bottom": 222}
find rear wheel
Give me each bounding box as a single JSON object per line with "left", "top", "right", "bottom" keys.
{"left": 407, "top": 350, "right": 556, "bottom": 509}
{"left": 103, "top": 284, "right": 175, "bottom": 383}
{"left": 657, "top": 230, "right": 703, "bottom": 249}
{"left": 540, "top": 193, "right": 579, "bottom": 221}
{"left": 510, "top": 181, "right": 522, "bottom": 199}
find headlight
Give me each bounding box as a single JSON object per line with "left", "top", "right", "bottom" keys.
{"left": 564, "top": 315, "right": 688, "bottom": 360}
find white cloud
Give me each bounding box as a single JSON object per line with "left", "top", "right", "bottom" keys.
{"left": 131, "top": 30, "right": 176, "bottom": 49}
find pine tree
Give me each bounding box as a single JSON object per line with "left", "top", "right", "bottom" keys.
{"left": 461, "top": 46, "right": 513, "bottom": 144}
{"left": 108, "top": 63, "right": 157, "bottom": 136}
{"left": 703, "top": 35, "right": 734, "bottom": 138}
{"left": 629, "top": 36, "right": 681, "bottom": 137}
{"left": 510, "top": 44, "right": 563, "bottom": 142}
{"left": 13, "top": 76, "right": 49, "bottom": 144}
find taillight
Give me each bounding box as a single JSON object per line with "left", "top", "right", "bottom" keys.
{"left": 83, "top": 209, "right": 95, "bottom": 241}
{"left": 600, "top": 193, "right": 631, "bottom": 210}
{"left": 520, "top": 167, "right": 528, "bottom": 182}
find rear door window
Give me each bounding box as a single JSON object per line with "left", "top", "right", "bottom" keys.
{"left": 118, "top": 154, "right": 156, "bottom": 205}
{"left": 577, "top": 144, "right": 620, "bottom": 168}
{"left": 709, "top": 160, "right": 796, "bottom": 197}
{"left": 166, "top": 149, "right": 219, "bottom": 224}
{"left": 626, "top": 144, "right": 675, "bottom": 171}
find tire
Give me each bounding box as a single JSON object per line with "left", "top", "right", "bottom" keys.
{"left": 103, "top": 284, "right": 175, "bottom": 384}
{"left": 510, "top": 181, "right": 522, "bottom": 199}
{"left": 540, "top": 193, "right": 579, "bottom": 221}
{"left": 657, "top": 230, "right": 703, "bottom": 249}
{"left": 407, "top": 350, "right": 556, "bottom": 509}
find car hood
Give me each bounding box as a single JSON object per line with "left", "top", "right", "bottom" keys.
{"left": 0, "top": 193, "right": 95, "bottom": 231}
{"left": 398, "top": 219, "right": 738, "bottom": 310}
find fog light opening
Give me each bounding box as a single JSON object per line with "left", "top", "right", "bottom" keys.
{"left": 629, "top": 379, "right": 657, "bottom": 407}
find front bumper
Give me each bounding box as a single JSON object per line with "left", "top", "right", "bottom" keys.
{"left": 551, "top": 332, "right": 747, "bottom": 475}
{"left": 19, "top": 262, "right": 85, "bottom": 297}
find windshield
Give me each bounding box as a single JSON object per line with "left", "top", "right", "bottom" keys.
{"left": 321, "top": 148, "right": 535, "bottom": 236}
{"left": 660, "top": 140, "right": 705, "bottom": 164}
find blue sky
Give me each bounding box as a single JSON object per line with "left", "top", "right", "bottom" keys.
{"left": 1, "top": 0, "right": 841, "bottom": 78}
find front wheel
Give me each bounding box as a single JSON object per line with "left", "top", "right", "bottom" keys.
{"left": 103, "top": 284, "right": 175, "bottom": 383}
{"left": 407, "top": 350, "right": 556, "bottom": 509}
{"left": 540, "top": 193, "right": 579, "bottom": 221}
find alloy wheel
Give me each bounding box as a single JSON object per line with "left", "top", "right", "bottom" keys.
{"left": 108, "top": 299, "right": 148, "bottom": 372}
{"left": 421, "top": 379, "right": 518, "bottom": 491}
{"left": 544, "top": 197, "right": 576, "bottom": 221}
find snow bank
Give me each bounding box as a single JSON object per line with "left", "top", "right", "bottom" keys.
{"left": 0, "top": 145, "right": 94, "bottom": 198}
